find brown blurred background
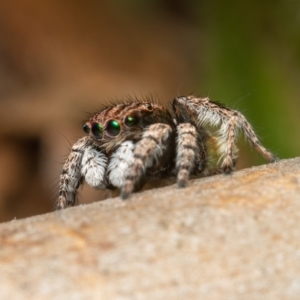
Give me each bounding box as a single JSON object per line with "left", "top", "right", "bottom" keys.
{"left": 0, "top": 0, "right": 299, "bottom": 222}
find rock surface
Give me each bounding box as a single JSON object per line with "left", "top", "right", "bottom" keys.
{"left": 1, "top": 157, "right": 300, "bottom": 300}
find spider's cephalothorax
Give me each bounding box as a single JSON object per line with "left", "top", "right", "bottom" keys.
{"left": 57, "top": 96, "right": 278, "bottom": 209}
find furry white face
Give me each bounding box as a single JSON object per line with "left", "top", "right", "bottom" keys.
{"left": 57, "top": 96, "right": 278, "bottom": 209}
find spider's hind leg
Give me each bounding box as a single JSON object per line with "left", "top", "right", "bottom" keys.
{"left": 217, "top": 110, "right": 279, "bottom": 173}
{"left": 174, "top": 96, "right": 278, "bottom": 175}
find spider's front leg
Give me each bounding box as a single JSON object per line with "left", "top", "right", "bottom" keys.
{"left": 121, "top": 123, "right": 172, "bottom": 199}
{"left": 57, "top": 136, "right": 107, "bottom": 209}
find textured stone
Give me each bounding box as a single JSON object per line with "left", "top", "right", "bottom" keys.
{"left": 1, "top": 157, "right": 300, "bottom": 299}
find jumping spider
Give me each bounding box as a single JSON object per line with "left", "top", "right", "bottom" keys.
{"left": 57, "top": 95, "right": 277, "bottom": 209}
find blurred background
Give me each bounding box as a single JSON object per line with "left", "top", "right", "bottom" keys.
{"left": 0, "top": 0, "right": 299, "bottom": 222}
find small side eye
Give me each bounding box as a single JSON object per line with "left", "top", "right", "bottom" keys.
{"left": 82, "top": 123, "right": 90, "bottom": 134}
{"left": 125, "top": 116, "right": 138, "bottom": 127}
{"left": 106, "top": 120, "right": 121, "bottom": 136}
{"left": 146, "top": 103, "right": 153, "bottom": 110}
{"left": 91, "top": 123, "right": 103, "bottom": 138}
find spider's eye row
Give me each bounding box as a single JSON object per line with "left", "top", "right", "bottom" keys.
{"left": 91, "top": 122, "right": 103, "bottom": 138}
{"left": 106, "top": 120, "right": 121, "bottom": 136}
{"left": 125, "top": 116, "right": 138, "bottom": 127}
{"left": 82, "top": 123, "right": 90, "bottom": 134}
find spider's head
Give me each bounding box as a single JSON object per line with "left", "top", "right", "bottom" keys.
{"left": 82, "top": 102, "right": 169, "bottom": 151}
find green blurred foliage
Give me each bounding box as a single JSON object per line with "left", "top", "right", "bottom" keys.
{"left": 195, "top": 0, "right": 300, "bottom": 162}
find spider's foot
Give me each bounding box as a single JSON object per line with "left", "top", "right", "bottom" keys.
{"left": 177, "top": 169, "right": 189, "bottom": 188}
{"left": 121, "top": 181, "right": 133, "bottom": 200}
{"left": 221, "top": 157, "right": 235, "bottom": 175}
{"left": 56, "top": 195, "right": 67, "bottom": 210}
{"left": 270, "top": 155, "right": 280, "bottom": 163}
{"left": 222, "top": 166, "right": 233, "bottom": 175}
{"left": 120, "top": 192, "right": 130, "bottom": 200}
{"left": 177, "top": 179, "right": 188, "bottom": 188}
{"left": 56, "top": 193, "right": 76, "bottom": 210}
{"left": 221, "top": 161, "right": 234, "bottom": 174}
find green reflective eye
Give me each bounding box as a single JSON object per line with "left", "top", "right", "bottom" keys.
{"left": 91, "top": 123, "right": 103, "bottom": 138}
{"left": 82, "top": 123, "right": 90, "bottom": 134}
{"left": 125, "top": 116, "right": 138, "bottom": 127}
{"left": 106, "top": 120, "right": 121, "bottom": 136}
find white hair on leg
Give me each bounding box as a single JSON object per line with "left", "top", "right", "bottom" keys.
{"left": 108, "top": 141, "right": 135, "bottom": 188}
{"left": 81, "top": 146, "right": 107, "bottom": 189}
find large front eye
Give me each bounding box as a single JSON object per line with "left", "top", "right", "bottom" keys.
{"left": 125, "top": 115, "right": 138, "bottom": 127}
{"left": 91, "top": 122, "right": 103, "bottom": 138}
{"left": 106, "top": 120, "right": 121, "bottom": 136}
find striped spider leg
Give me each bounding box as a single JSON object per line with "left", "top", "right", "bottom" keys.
{"left": 121, "top": 123, "right": 173, "bottom": 199}
{"left": 57, "top": 136, "right": 107, "bottom": 209}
